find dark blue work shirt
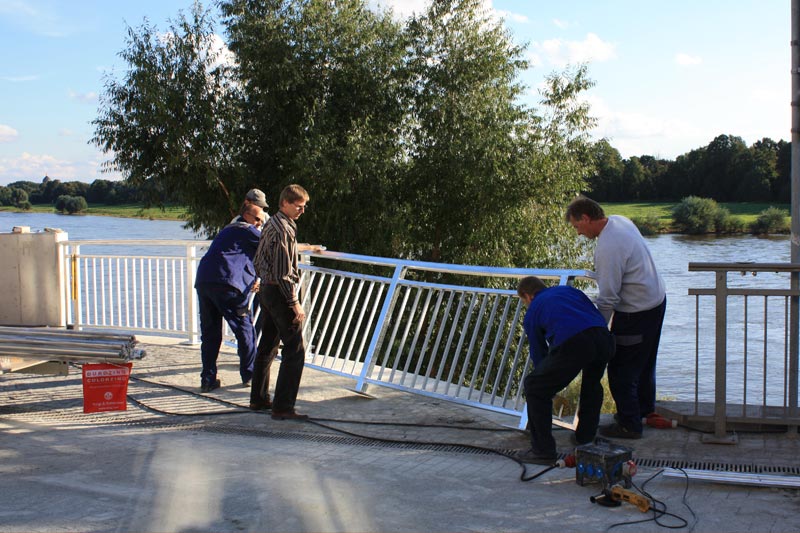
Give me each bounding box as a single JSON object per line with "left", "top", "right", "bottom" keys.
{"left": 194, "top": 222, "right": 262, "bottom": 295}
{"left": 523, "top": 285, "right": 607, "bottom": 366}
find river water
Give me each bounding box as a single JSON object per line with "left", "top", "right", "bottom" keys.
{"left": 1, "top": 212, "right": 794, "bottom": 403}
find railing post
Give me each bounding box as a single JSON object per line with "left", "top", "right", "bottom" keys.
{"left": 703, "top": 269, "right": 737, "bottom": 444}
{"left": 352, "top": 265, "right": 407, "bottom": 393}
{"left": 789, "top": 271, "right": 799, "bottom": 434}
{"left": 71, "top": 245, "right": 82, "bottom": 331}
{"left": 186, "top": 244, "right": 199, "bottom": 344}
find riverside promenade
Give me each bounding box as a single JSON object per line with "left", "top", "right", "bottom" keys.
{"left": 1, "top": 337, "right": 799, "bottom": 533}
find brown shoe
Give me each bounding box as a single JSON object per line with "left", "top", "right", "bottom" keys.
{"left": 271, "top": 409, "right": 308, "bottom": 421}
{"left": 249, "top": 401, "right": 272, "bottom": 411}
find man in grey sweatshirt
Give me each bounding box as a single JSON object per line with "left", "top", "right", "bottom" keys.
{"left": 565, "top": 196, "right": 667, "bottom": 438}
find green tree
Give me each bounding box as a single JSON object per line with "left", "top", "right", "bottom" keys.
{"left": 586, "top": 139, "right": 624, "bottom": 201}
{"left": 401, "top": 0, "right": 594, "bottom": 268}
{"left": 700, "top": 134, "right": 749, "bottom": 201}
{"left": 221, "top": 0, "right": 408, "bottom": 254}
{"left": 621, "top": 157, "right": 646, "bottom": 201}
{"left": 0, "top": 186, "right": 12, "bottom": 206}
{"left": 9, "top": 187, "right": 29, "bottom": 208}
{"left": 96, "top": 0, "right": 595, "bottom": 269}
{"left": 93, "top": 2, "right": 245, "bottom": 235}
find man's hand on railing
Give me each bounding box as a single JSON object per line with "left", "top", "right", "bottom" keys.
{"left": 251, "top": 279, "right": 261, "bottom": 293}
{"left": 298, "top": 243, "right": 326, "bottom": 253}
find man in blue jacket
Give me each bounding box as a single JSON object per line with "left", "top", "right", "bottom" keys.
{"left": 194, "top": 205, "right": 263, "bottom": 392}
{"left": 513, "top": 276, "right": 615, "bottom": 464}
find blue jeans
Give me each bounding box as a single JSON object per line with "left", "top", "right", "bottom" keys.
{"left": 196, "top": 283, "right": 256, "bottom": 386}
{"left": 608, "top": 297, "right": 667, "bottom": 432}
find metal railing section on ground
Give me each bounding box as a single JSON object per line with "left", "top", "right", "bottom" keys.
{"left": 688, "top": 262, "right": 800, "bottom": 440}
{"left": 59, "top": 240, "right": 596, "bottom": 428}
{"left": 298, "top": 251, "right": 595, "bottom": 429}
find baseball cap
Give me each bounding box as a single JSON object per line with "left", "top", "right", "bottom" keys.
{"left": 246, "top": 188, "right": 268, "bottom": 208}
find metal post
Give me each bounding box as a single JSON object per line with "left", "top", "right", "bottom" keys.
{"left": 702, "top": 270, "right": 738, "bottom": 443}
{"left": 71, "top": 245, "right": 82, "bottom": 331}
{"left": 789, "top": 0, "right": 800, "bottom": 433}
{"left": 352, "top": 265, "right": 407, "bottom": 393}
{"left": 186, "top": 244, "right": 199, "bottom": 344}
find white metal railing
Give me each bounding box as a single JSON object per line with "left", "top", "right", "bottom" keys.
{"left": 59, "top": 240, "right": 596, "bottom": 428}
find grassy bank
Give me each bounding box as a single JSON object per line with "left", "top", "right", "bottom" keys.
{"left": 0, "top": 203, "right": 188, "bottom": 220}
{"left": 604, "top": 202, "right": 791, "bottom": 230}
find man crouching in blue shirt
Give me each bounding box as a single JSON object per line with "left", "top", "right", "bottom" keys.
{"left": 513, "top": 276, "right": 615, "bottom": 464}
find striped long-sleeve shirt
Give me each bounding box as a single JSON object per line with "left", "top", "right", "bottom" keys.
{"left": 254, "top": 210, "right": 300, "bottom": 305}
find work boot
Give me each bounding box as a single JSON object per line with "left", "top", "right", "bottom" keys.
{"left": 511, "top": 447, "right": 557, "bottom": 465}
{"left": 200, "top": 379, "right": 221, "bottom": 393}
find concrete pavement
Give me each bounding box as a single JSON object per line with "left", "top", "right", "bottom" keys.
{"left": 1, "top": 337, "right": 799, "bottom": 532}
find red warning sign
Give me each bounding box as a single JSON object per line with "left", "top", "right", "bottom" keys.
{"left": 82, "top": 363, "right": 132, "bottom": 413}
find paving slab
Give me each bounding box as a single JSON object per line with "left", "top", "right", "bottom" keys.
{"left": 1, "top": 338, "right": 799, "bottom": 532}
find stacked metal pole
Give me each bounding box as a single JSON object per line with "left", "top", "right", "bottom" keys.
{"left": 0, "top": 326, "right": 146, "bottom": 363}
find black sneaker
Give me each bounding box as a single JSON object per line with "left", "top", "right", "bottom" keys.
{"left": 512, "top": 447, "right": 558, "bottom": 465}
{"left": 200, "top": 379, "right": 221, "bottom": 393}
{"left": 599, "top": 422, "right": 642, "bottom": 439}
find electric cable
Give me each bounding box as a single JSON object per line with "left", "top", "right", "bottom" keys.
{"left": 117, "top": 371, "right": 560, "bottom": 481}
{"left": 603, "top": 468, "right": 695, "bottom": 531}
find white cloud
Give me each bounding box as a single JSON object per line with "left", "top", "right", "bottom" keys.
{"left": 587, "top": 95, "right": 703, "bottom": 158}
{"left": 68, "top": 90, "right": 98, "bottom": 104}
{"left": 207, "top": 33, "right": 236, "bottom": 70}
{"left": 552, "top": 18, "right": 570, "bottom": 29}
{"left": 2, "top": 74, "right": 39, "bottom": 82}
{"left": 0, "top": 152, "right": 76, "bottom": 181}
{"left": 0, "top": 150, "right": 121, "bottom": 183}
{"left": 532, "top": 33, "right": 617, "bottom": 68}
{"left": 0, "top": 0, "right": 37, "bottom": 17}
{"left": 0, "top": 124, "right": 19, "bottom": 143}
{"left": 0, "top": 0, "right": 71, "bottom": 37}
{"left": 367, "top": 0, "right": 429, "bottom": 18}
{"left": 58, "top": 129, "right": 75, "bottom": 137}
{"left": 496, "top": 10, "right": 529, "bottom": 23}
{"left": 367, "top": 0, "right": 527, "bottom": 24}
{"left": 675, "top": 53, "right": 702, "bottom": 66}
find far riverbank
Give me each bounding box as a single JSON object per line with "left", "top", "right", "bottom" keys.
{"left": 1, "top": 201, "right": 792, "bottom": 234}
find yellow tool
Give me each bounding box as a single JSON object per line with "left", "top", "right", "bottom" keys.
{"left": 610, "top": 485, "right": 651, "bottom": 513}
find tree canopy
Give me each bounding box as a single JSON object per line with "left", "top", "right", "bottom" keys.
{"left": 93, "top": 0, "right": 596, "bottom": 269}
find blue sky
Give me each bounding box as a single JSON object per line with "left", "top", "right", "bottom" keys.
{"left": 0, "top": 0, "right": 790, "bottom": 185}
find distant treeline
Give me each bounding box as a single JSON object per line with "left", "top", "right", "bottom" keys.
{"left": 0, "top": 176, "right": 143, "bottom": 209}
{"left": 586, "top": 134, "right": 790, "bottom": 203}
{"left": 1, "top": 133, "right": 790, "bottom": 211}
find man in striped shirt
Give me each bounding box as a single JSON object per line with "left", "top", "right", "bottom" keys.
{"left": 250, "top": 184, "right": 320, "bottom": 420}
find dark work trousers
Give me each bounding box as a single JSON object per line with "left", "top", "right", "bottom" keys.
{"left": 250, "top": 284, "right": 306, "bottom": 412}
{"left": 608, "top": 297, "right": 667, "bottom": 433}
{"left": 196, "top": 283, "right": 256, "bottom": 386}
{"left": 524, "top": 327, "right": 615, "bottom": 456}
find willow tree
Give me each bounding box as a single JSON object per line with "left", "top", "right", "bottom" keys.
{"left": 220, "top": 0, "right": 409, "bottom": 255}
{"left": 94, "top": 0, "right": 596, "bottom": 268}
{"left": 92, "top": 3, "right": 248, "bottom": 235}
{"left": 399, "top": 0, "right": 595, "bottom": 270}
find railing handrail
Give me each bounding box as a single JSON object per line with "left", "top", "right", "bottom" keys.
{"left": 62, "top": 239, "right": 212, "bottom": 246}
{"left": 689, "top": 262, "right": 800, "bottom": 273}
{"left": 313, "top": 250, "right": 596, "bottom": 280}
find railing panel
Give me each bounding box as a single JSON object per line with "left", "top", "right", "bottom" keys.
{"left": 688, "top": 263, "right": 800, "bottom": 437}
{"left": 60, "top": 240, "right": 596, "bottom": 427}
